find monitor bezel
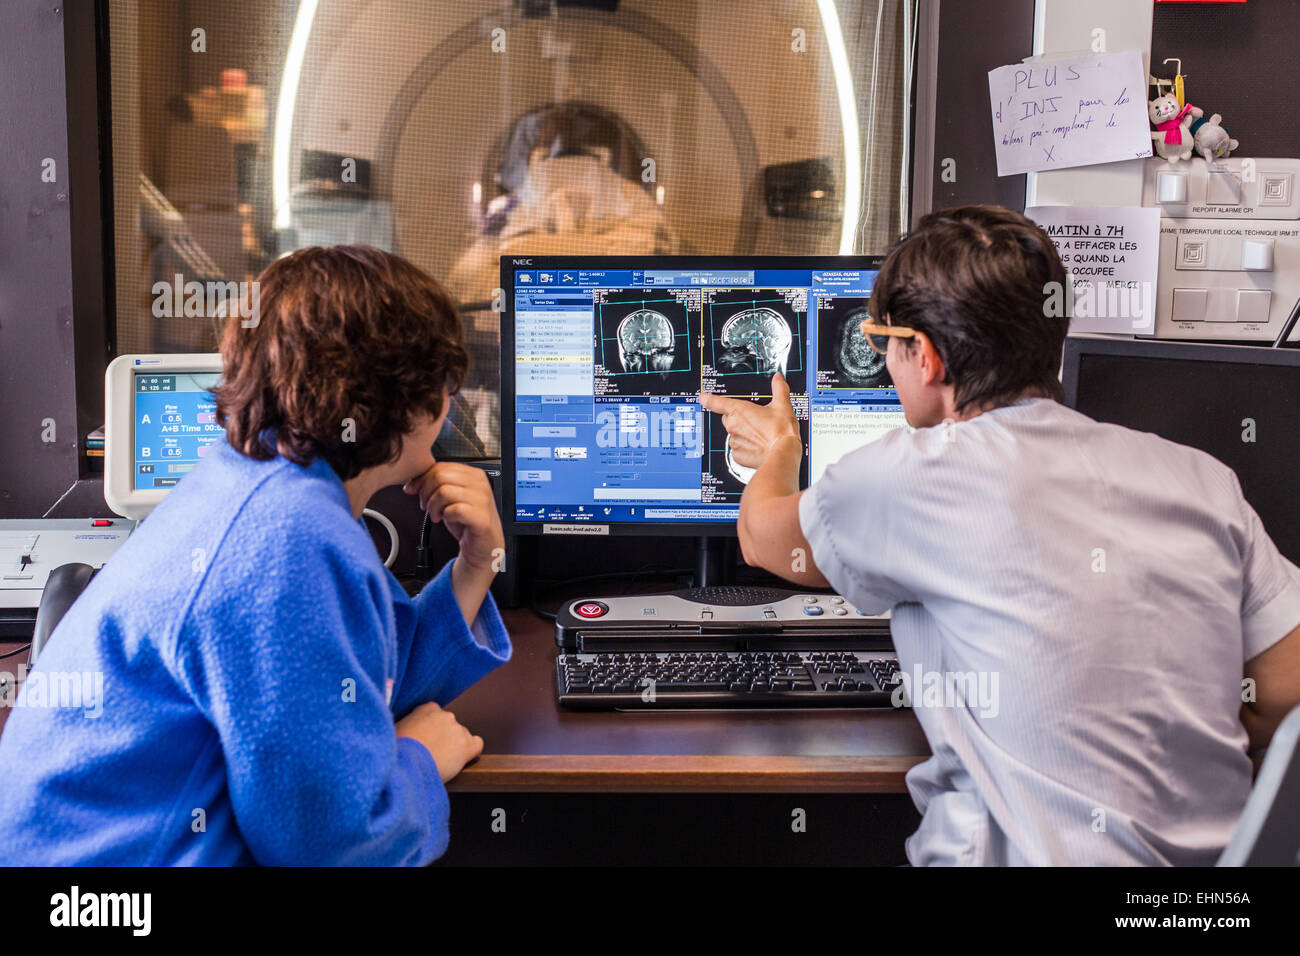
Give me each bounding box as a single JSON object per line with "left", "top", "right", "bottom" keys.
{"left": 104, "top": 353, "right": 224, "bottom": 520}
{"left": 1062, "top": 335, "right": 1300, "bottom": 410}
{"left": 500, "top": 254, "right": 887, "bottom": 538}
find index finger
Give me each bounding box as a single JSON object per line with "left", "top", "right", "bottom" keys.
{"left": 698, "top": 391, "right": 746, "bottom": 417}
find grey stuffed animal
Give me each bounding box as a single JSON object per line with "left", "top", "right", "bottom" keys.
{"left": 1191, "top": 113, "right": 1239, "bottom": 162}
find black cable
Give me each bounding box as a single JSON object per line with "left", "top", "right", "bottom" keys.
{"left": 0, "top": 643, "right": 32, "bottom": 660}
{"left": 415, "top": 510, "right": 434, "bottom": 580}
{"left": 1272, "top": 297, "right": 1300, "bottom": 348}
{"left": 529, "top": 595, "right": 559, "bottom": 621}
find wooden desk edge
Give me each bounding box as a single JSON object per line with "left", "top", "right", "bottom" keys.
{"left": 449, "top": 754, "right": 927, "bottom": 793}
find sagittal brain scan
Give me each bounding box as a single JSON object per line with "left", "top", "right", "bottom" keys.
{"left": 594, "top": 289, "right": 700, "bottom": 396}
{"left": 703, "top": 289, "right": 807, "bottom": 396}
{"left": 719, "top": 307, "right": 792, "bottom": 375}
{"left": 815, "top": 296, "right": 893, "bottom": 389}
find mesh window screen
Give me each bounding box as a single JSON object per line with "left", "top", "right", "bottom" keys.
{"left": 109, "top": 0, "right": 912, "bottom": 458}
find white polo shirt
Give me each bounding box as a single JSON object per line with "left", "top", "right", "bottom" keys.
{"left": 798, "top": 397, "right": 1300, "bottom": 865}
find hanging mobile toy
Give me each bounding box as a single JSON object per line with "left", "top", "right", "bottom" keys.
{"left": 1150, "top": 57, "right": 1240, "bottom": 163}
{"left": 1164, "top": 58, "right": 1187, "bottom": 108}
{"left": 1149, "top": 58, "right": 1203, "bottom": 163}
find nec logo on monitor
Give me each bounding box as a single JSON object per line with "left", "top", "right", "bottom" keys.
{"left": 513, "top": 258, "right": 533, "bottom": 266}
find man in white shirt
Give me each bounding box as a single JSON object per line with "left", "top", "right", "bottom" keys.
{"left": 700, "top": 205, "right": 1300, "bottom": 865}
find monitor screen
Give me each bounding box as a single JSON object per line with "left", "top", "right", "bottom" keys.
{"left": 505, "top": 257, "right": 909, "bottom": 533}
{"left": 132, "top": 370, "right": 223, "bottom": 491}
{"left": 1065, "top": 339, "right": 1300, "bottom": 565}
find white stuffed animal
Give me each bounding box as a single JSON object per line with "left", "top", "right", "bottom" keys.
{"left": 1149, "top": 93, "right": 1204, "bottom": 163}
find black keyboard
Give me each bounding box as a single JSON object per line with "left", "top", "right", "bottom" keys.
{"left": 556, "top": 650, "right": 903, "bottom": 708}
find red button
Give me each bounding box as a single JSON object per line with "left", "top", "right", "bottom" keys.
{"left": 573, "top": 601, "right": 609, "bottom": 619}
{"left": 91, "top": 519, "right": 114, "bottom": 526}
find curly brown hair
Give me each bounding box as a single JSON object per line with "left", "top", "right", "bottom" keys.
{"left": 214, "top": 245, "right": 468, "bottom": 481}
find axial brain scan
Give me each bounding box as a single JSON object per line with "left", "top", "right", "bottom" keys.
{"left": 837, "top": 307, "right": 889, "bottom": 386}
{"left": 616, "top": 309, "right": 675, "bottom": 373}
{"left": 718, "top": 307, "right": 792, "bottom": 375}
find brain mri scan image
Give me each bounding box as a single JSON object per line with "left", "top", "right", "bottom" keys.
{"left": 717, "top": 307, "right": 792, "bottom": 375}
{"left": 704, "top": 290, "right": 807, "bottom": 396}
{"left": 595, "top": 291, "right": 699, "bottom": 396}
{"left": 724, "top": 433, "right": 757, "bottom": 485}
{"left": 816, "top": 297, "right": 893, "bottom": 389}
{"left": 704, "top": 412, "right": 809, "bottom": 501}
{"left": 617, "top": 309, "right": 675, "bottom": 373}
{"left": 836, "top": 307, "right": 890, "bottom": 386}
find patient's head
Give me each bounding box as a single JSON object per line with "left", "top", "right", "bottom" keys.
{"left": 215, "top": 245, "right": 468, "bottom": 481}
{"left": 869, "top": 205, "right": 1068, "bottom": 425}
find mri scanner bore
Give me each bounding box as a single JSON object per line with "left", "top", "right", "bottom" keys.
{"left": 107, "top": 0, "right": 911, "bottom": 461}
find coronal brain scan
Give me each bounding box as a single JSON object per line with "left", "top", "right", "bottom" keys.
{"left": 595, "top": 291, "right": 698, "bottom": 396}
{"left": 717, "top": 307, "right": 793, "bottom": 375}
{"left": 616, "top": 309, "right": 675, "bottom": 373}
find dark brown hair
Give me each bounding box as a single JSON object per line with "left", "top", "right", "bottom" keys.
{"left": 869, "top": 204, "right": 1069, "bottom": 412}
{"left": 214, "top": 245, "right": 468, "bottom": 481}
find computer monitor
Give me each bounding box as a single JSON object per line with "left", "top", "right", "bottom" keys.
{"left": 1062, "top": 336, "right": 1300, "bottom": 565}
{"left": 501, "top": 255, "right": 908, "bottom": 538}
{"left": 104, "top": 354, "right": 224, "bottom": 519}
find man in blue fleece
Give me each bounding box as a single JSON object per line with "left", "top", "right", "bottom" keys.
{"left": 0, "top": 246, "right": 510, "bottom": 865}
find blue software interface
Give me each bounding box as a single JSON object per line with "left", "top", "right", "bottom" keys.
{"left": 512, "top": 266, "right": 909, "bottom": 525}
{"left": 133, "top": 371, "right": 223, "bottom": 490}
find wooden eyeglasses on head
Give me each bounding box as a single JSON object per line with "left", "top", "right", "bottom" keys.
{"left": 859, "top": 319, "right": 917, "bottom": 355}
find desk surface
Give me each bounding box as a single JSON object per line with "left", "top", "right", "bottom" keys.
{"left": 0, "top": 612, "right": 931, "bottom": 795}
{"left": 447, "top": 608, "right": 930, "bottom": 793}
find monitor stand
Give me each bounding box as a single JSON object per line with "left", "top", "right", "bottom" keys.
{"left": 693, "top": 535, "right": 737, "bottom": 589}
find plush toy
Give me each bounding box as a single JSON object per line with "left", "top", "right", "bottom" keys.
{"left": 1149, "top": 93, "right": 1204, "bottom": 163}
{"left": 1190, "top": 113, "right": 1239, "bottom": 162}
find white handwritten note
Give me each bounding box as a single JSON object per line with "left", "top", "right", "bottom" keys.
{"left": 988, "top": 50, "right": 1153, "bottom": 177}
{"left": 1025, "top": 205, "right": 1161, "bottom": 334}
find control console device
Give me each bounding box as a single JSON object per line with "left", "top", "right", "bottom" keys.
{"left": 554, "top": 585, "right": 899, "bottom": 709}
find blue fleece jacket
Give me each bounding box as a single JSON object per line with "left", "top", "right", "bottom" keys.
{"left": 0, "top": 437, "right": 511, "bottom": 865}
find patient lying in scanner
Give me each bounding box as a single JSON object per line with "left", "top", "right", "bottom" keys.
{"left": 447, "top": 102, "right": 680, "bottom": 303}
